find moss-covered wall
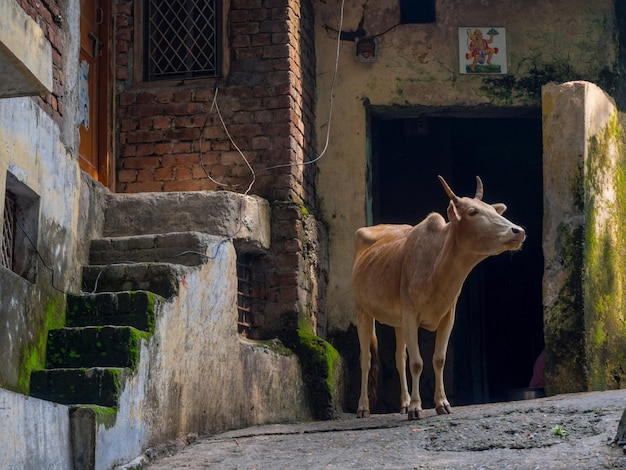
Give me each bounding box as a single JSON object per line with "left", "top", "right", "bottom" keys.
{"left": 0, "top": 1, "right": 82, "bottom": 395}
{"left": 16, "top": 295, "right": 66, "bottom": 394}
{"left": 543, "top": 81, "right": 625, "bottom": 395}
{"left": 583, "top": 114, "right": 626, "bottom": 390}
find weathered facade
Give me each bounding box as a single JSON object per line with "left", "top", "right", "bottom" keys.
{"left": 1, "top": 0, "right": 626, "bottom": 468}
{"left": 313, "top": 0, "right": 626, "bottom": 407}
{"left": 2, "top": 0, "right": 333, "bottom": 468}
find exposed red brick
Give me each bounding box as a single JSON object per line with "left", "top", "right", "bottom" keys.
{"left": 126, "top": 130, "right": 164, "bottom": 143}
{"left": 232, "top": 0, "right": 263, "bottom": 9}
{"left": 136, "top": 169, "right": 156, "bottom": 182}
{"left": 230, "top": 10, "right": 250, "bottom": 23}
{"left": 171, "top": 142, "right": 193, "bottom": 154}
{"left": 125, "top": 181, "right": 163, "bottom": 192}
{"left": 153, "top": 116, "right": 171, "bottom": 129}
{"left": 122, "top": 156, "right": 161, "bottom": 169}
{"left": 161, "top": 154, "right": 199, "bottom": 168}
{"left": 163, "top": 128, "right": 200, "bottom": 141}
{"left": 194, "top": 88, "right": 217, "bottom": 102}
{"left": 136, "top": 143, "right": 154, "bottom": 156}
{"left": 154, "top": 167, "right": 174, "bottom": 181}
{"left": 118, "top": 169, "right": 137, "bottom": 183}
{"left": 154, "top": 142, "right": 174, "bottom": 156}
{"left": 163, "top": 179, "right": 202, "bottom": 192}
{"left": 119, "top": 136, "right": 136, "bottom": 152}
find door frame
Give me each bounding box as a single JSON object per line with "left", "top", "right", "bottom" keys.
{"left": 79, "top": 0, "right": 114, "bottom": 189}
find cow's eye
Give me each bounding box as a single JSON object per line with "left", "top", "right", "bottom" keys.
{"left": 468, "top": 208, "right": 478, "bottom": 216}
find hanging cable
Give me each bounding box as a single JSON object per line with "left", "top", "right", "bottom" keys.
{"left": 254, "top": 0, "right": 345, "bottom": 175}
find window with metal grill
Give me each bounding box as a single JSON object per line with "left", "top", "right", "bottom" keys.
{"left": 143, "top": 0, "right": 222, "bottom": 81}
{"left": 236, "top": 251, "right": 268, "bottom": 339}
{"left": 1, "top": 193, "right": 16, "bottom": 271}
{"left": 1, "top": 172, "right": 40, "bottom": 282}
{"left": 237, "top": 253, "right": 253, "bottom": 337}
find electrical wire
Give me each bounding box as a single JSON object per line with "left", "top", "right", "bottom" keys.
{"left": 11, "top": 0, "right": 347, "bottom": 298}
{"left": 13, "top": 218, "right": 75, "bottom": 295}
{"left": 254, "top": 0, "right": 345, "bottom": 175}
{"left": 199, "top": 0, "right": 345, "bottom": 183}
{"left": 212, "top": 88, "right": 256, "bottom": 195}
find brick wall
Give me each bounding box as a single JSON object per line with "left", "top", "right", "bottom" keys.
{"left": 115, "top": 0, "right": 317, "bottom": 207}
{"left": 18, "top": 0, "right": 65, "bottom": 128}
{"left": 115, "top": 0, "right": 327, "bottom": 340}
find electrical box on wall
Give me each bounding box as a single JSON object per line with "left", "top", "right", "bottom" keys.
{"left": 355, "top": 37, "right": 377, "bottom": 63}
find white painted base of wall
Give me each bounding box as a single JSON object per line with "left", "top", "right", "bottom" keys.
{"left": 0, "top": 389, "right": 72, "bottom": 470}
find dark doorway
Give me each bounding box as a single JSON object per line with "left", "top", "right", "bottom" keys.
{"left": 369, "top": 111, "right": 544, "bottom": 410}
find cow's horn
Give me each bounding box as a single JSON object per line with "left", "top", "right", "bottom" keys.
{"left": 438, "top": 175, "right": 458, "bottom": 202}
{"left": 475, "top": 176, "right": 484, "bottom": 200}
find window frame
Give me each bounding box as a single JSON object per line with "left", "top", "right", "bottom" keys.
{"left": 135, "top": 0, "right": 229, "bottom": 85}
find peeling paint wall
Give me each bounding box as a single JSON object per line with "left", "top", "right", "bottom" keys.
{"left": 0, "top": 1, "right": 83, "bottom": 468}
{"left": 93, "top": 237, "right": 311, "bottom": 470}
{"left": 0, "top": 389, "right": 72, "bottom": 469}
{"left": 0, "top": 63, "right": 82, "bottom": 394}
{"left": 313, "top": 0, "right": 619, "bottom": 335}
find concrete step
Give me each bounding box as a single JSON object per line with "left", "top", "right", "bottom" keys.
{"left": 69, "top": 405, "right": 117, "bottom": 469}
{"left": 30, "top": 367, "right": 130, "bottom": 407}
{"left": 45, "top": 326, "right": 144, "bottom": 369}
{"left": 82, "top": 262, "right": 188, "bottom": 298}
{"left": 101, "top": 190, "right": 270, "bottom": 250}
{"left": 66, "top": 291, "right": 160, "bottom": 331}
{"left": 89, "top": 231, "right": 214, "bottom": 266}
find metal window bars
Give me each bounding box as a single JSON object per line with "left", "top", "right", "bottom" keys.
{"left": 237, "top": 254, "right": 253, "bottom": 337}
{"left": 1, "top": 194, "right": 15, "bottom": 271}
{"left": 145, "top": 0, "right": 220, "bottom": 81}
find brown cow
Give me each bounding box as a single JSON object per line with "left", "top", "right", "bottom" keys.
{"left": 352, "top": 176, "right": 525, "bottom": 419}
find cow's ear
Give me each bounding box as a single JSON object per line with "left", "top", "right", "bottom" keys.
{"left": 492, "top": 203, "right": 507, "bottom": 215}
{"left": 447, "top": 201, "right": 460, "bottom": 222}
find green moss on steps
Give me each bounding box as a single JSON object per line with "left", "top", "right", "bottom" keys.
{"left": 18, "top": 296, "right": 66, "bottom": 394}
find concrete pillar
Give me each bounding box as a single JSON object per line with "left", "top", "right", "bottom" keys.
{"left": 542, "top": 81, "right": 626, "bottom": 395}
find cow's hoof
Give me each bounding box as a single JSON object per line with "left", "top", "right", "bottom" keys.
{"left": 407, "top": 409, "right": 424, "bottom": 420}
{"left": 400, "top": 406, "right": 408, "bottom": 414}
{"left": 356, "top": 409, "right": 370, "bottom": 418}
{"left": 436, "top": 405, "right": 452, "bottom": 415}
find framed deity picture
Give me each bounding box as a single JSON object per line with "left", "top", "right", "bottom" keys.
{"left": 458, "top": 27, "right": 507, "bottom": 74}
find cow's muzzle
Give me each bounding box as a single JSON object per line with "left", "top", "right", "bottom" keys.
{"left": 508, "top": 226, "right": 526, "bottom": 249}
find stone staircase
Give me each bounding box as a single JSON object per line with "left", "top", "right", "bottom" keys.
{"left": 29, "top": 231, "right": 212, "bottom": 410}
{"left": 29, "top": 291, "right": 159, "bottom": 407}
{"left": 27, "top": 190, "right": 273, "bottom": 469}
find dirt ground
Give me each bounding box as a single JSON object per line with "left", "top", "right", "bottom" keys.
{"left": 122, "top": 389, "right": 626, "bottom": 469}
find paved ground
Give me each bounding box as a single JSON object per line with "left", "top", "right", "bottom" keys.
{"left": 125, "top": 389, "right": 626, "bottom": 469}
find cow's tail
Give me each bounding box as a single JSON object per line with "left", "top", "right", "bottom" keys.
{"left": 368, "top": 332, "right": 379, "bottom": 410}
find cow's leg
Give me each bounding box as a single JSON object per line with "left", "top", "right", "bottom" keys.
{"left": 433, "top": 306, "right": 455, "bottom": 415}
{"left": 394, "top": 327, "right": 410, "bottom": 414}
{"left": 403, "top": 318, "right": 424, "bottom": 420}
{"left": 356, "top": 307, "right": 375, "bottom": 418}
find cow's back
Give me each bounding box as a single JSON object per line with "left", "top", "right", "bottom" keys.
{"left": 352, "top": 215, "right": 449, "bottom": 327}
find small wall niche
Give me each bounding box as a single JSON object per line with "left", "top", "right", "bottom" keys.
{"left": 1, "top": 172, "right": 40, "bottom": 282}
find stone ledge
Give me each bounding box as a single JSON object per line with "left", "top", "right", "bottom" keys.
{"left": 103, "top": 191, "right": 271, "bottom": 251}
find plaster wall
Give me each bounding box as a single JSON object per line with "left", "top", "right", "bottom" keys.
{"left": 0, "top": 389, "right": 72, "bottom": 470}
{"left": 0, "top": 0, "right": 53, "bottom": 97}
{"left": 313, "top": 0, "right": 618, "bottom": 333}
{"left": 0, "top": 97, "right": 82, "bottom": 391}
{"left": 542, "top": 81, "right": 626, "bottom": 394}
{"left": 0, "top": 0, "right": 82, "bottom": 392}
